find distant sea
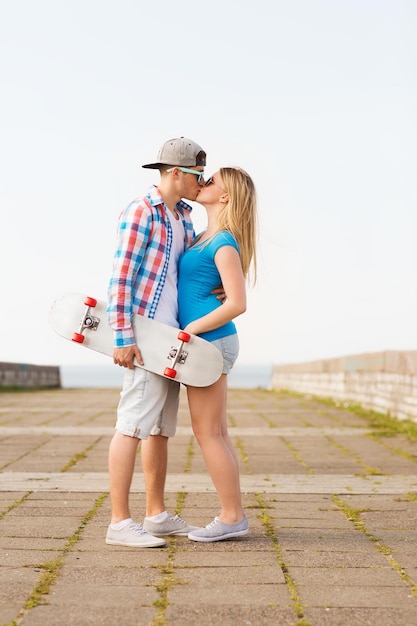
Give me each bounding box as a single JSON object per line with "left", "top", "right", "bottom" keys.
{"left": 60, "top": 363, "right": 273, "bottom": 389}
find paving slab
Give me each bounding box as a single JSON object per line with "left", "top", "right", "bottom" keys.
{"left": 1, "top": 387, "right": 417, "bottom": 626}
{"left": 290, "top": 566, "right": 404, "bottom": 586}
{"left": 165, "top": 605, "right": 295, "bottom": 626}
{"left": 304, "top": 607, "right": 417, "bottom": 625}
{"left": 299, "top": 585, "right": 416, "bottom": 608}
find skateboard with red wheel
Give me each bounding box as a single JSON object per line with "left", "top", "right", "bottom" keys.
{"left": 49, "top": 292, "right": 223, "bottom": 387}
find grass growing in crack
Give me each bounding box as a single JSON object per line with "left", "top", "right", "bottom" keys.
{"left": 182, "top": 436, "right": 195, "bottom": 474}
{"left": 333, "top": 495, "right": 417, "bottom": 596}
{"left": 281, "top": 437, "right": 314, "bottom": 474}
{"left": 176, "top": 491, "right": 187, "bottom": 512}
{"left": 150, "top": 544, "right": 185, "bottom": 625}
{"left": 259, "top": 411, "right": 278, "bottom": 428}
{"left": 39, "top": 410, "right": 72, "bottom": 426}
{"left": 18, "top": 493, "right": 108, "bottom": 614}
{"left": 369, "top": 436, "right": 417, "bottom": 465}
{"left": 255, "top": 493, "right": 310, "bottom": 625}
{"left": 151, "top": 536, "right": 188, "bottom": 624}
{"left": 280, "top": 390, "right": 417, "bottom": 467}
{"left": 235, "top": 436, "right": 250, "bottom": 471}
{"left": 0, "top": 492, "right": 32, "bottom": 520}
{"left": 324, "top": 435, "right": 383, "bottom": 475}
{"left": 2, "top": 438, "right": 50, "bottom": 471}
{"left": 59, "top": 439, "right": 100, "bottom": 472}
{"left": 227, "top": 411, "right": 237, "bottom": 427}
{"left": 152, "top": 543, "right": 178, "bottom": 616}
{"left": 286, "top": 391, "right": 417, "bottom": 440}
{"left": 24, "top": 558, "right": 63, "bottom": 609}
{"left": 150, "top": 464, "right": 190, "bottom": 625}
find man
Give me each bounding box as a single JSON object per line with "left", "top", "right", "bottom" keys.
{"left": 106, "top": 137, "right": 206, "bottom": 547}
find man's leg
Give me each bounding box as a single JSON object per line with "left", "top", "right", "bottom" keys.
{"left": 109, "top": 369, "right": 174, "bottom": 522}
{"left": 105, "top": 367, "right": 167, "bottom": 547}
{"left": 106, "top": 430, "right": 166, "bottom": 547}
{"left": 141, "top": 434, "right": 168, "bottom": 518}
{"left": 141, "top": 379, "right": 198, "bottom": 537}
{"left": 108, "top": 431, "right": 139, "bottom": 523}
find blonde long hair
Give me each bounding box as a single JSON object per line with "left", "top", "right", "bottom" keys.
{"left": 217, "top": 167, "right": 257, "bottom": 283}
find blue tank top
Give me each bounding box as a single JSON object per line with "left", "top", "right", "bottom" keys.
{"left": 178, "top": 231, "right": 239, "bottom": 341}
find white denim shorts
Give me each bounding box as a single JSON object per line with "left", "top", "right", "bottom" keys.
{"left": 115, "top": 367, "right": 180, "bottom": 440}
{"left": 210, "top": 334, "right": 240, "bottom": 374}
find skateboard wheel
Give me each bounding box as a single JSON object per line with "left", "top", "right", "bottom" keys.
{"left": 84, "top": 296, "right": 97, "bottom": 307}
{"left": 178, "top": 331, "right": 191, "bottom": 342}
{"left": 164, "top": 367, "right": 177, "bottom": 379}
{"left": 72, "top": 332, "right": 85, "bottom": 344}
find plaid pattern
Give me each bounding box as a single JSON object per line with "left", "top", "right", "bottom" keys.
{"left": 107, "top": 185, "right": 194, "bottom": 347}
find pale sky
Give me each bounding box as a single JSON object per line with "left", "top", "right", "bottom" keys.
{"left": 1, "top": 0, "right": 416, "bottom": 368}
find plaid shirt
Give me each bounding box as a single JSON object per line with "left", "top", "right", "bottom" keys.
{"left": 107, "top": 185, "right": 194, "bottom": 347}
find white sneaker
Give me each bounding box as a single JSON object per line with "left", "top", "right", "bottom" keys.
{"left": 143, "top": 513, "right": 198, "bottom": 537}
{"left": 188, "top": 515, "right": 249, "bottom": 542}
{"left": 106, "top": 521, "right": 166, "bottom": 547}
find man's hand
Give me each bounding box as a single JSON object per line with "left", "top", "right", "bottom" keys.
{"left": 113, "top": 345, "right": 143, "bottom": 369}
{"left": 211, "top": 284, "right": 227, "bottom": 304}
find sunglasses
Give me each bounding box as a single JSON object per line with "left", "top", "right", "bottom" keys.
{"left": 166, "top": 167, "right": 204, "bottom": 185}
{"left": 205, "top": 176, "right": 226, "bottom": 192}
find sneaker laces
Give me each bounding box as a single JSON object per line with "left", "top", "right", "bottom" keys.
{"left": 169, "top": 514, "right": 186, "bottom": 526}
{"left": 205, "top": 517, "right": 221, "bottom": 529}
{"left": 127, "top": 522, "right": 147, "bottom": 535}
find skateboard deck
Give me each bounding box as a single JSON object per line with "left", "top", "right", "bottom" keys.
{"left": 49, "top": 292, "right": 223, "bottom": 387}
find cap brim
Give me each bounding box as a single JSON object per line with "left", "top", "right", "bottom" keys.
{"left": 142, "top": 163, "right": 162, "bottom": 169}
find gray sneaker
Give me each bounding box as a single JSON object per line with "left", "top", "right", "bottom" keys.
{"left": 106, "top": 521, "right": 166, "bottom": 548}
{"left": 143, "top": 514, "right": 198, "bottom": 537}
{"left": 188, "top": 515, "right": 249, "bottom": 542}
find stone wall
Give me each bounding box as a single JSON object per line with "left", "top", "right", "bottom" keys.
{"left": 0, "top": 362, "right": 61, "bottom": 389}
{"left": 272, "top": 350, "right": 417, "bottom": 421}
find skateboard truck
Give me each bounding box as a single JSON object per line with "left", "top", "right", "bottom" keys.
{"left": 164, "top": 331, "right": 191, "bottom": 379}
{"left": 72, "top": 297, "right": 99, "bottom": 344}
{"left": 167, "top": 346, "right": 188, "bottom": 364}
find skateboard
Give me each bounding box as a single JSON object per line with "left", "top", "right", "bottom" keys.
{"left": 49, "top": 292, "right": 223, "bottom": 387}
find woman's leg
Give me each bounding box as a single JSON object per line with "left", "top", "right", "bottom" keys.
{"left": 187, "top": 374, "right": 244, "bottom": 524}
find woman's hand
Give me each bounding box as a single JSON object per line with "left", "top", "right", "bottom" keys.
{"left": 211, "top": 285, "right": 227, "bottom": 304}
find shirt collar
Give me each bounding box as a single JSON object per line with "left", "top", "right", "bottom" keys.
{"left": 147, "top": 185, "right": 192, "bottom": 215}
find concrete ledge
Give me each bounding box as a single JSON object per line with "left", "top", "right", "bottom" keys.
{"left": 272, "top": 350, "right": 417, "bottom": 421}
{"left": 0, "top": 361, "right": 61, "bottom": 388}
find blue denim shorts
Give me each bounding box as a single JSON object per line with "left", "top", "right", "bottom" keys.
{"left": 210, "top": 334, "right": 240, "bottom": 374}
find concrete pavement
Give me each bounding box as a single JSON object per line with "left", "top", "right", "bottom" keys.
{"left": 1, "top": 386, "right": 417, "bottom": 625}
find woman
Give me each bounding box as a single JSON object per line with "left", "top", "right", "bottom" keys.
{"left": 178, "top": 167, "right": 257, "bottom": 542}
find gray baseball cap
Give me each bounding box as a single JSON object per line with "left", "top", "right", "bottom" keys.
{"left": 142, "top": 137, "right": 206, "bottom": 169}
